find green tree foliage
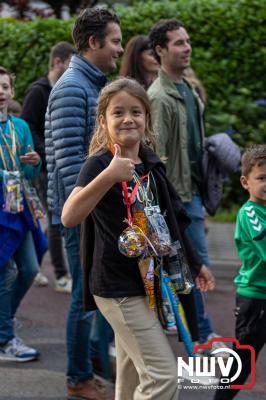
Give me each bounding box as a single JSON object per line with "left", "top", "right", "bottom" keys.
{"left": 0, "top": 17, "right": 74, "bottom": 98}
{"left": 117, "top": 0, "right": 266, "bottom": 210}
{"left": 0, "top": 0, "right": 265, "bottom": 210}
{"left": 115, "top": 0, "right": 266, "bottom": 141}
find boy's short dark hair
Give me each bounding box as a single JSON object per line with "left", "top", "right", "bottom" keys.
{"left": 0, "top": 66, "right": 15, "bottom": 89}
{"left": 49, "top": 41, "right": 76, "bottom": 70}
{"left": 72, "top": 7, "right": 120, "bottom": 53}
{"left": 149, "top": 19, "right": 184, "bottom": 64}
{"left": 241, "top": 144, "right": 266, "bottom": 176}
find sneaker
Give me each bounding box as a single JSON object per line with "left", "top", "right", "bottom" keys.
{"left": 0, "top": 337, "right": 39, "bottom": 362}
{"left": 34, "top": 271, "right": 49, "bottom": 287}
{"left": 55, "top": 275, "right": 72, "bottom": 294}
{"left": 197, "top": 333, "right": 230, "bottom": 359}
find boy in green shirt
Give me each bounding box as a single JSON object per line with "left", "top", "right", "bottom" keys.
{"left": 215, "top": 144, "right": 266, "bottom": 399}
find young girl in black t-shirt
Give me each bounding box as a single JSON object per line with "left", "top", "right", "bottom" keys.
{"left": 62, "top": 78, "right": 214, "bottom": 400}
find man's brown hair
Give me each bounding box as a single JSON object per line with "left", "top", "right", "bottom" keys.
{"left": 241, "top": 144, "right": 266, "bottom": 176}
{"left": 49, "top": 41, "right": 76, "bottom": 70}
{"left": 149, "top": 19, "right": 185, "bottom": 64}
{"left": 72, "top": 8, "right": 120, "bottom": 53}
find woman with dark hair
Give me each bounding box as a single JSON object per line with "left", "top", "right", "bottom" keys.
{"left": 119, "top": 35, "right": 159, "bottom": 89}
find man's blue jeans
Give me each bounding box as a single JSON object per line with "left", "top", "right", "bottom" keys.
{"left": 0, "top": 231, "right": 39, "bottom": 344}
{"left": 61, "top": 225, "right": 94, "bottom": 384}
{"left": 183, "top": 195, "right": 214, "bottom": 342}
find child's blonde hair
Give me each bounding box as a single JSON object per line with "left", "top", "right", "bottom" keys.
{"left": 89, "top": 78, "right": 156, "bottom": 155}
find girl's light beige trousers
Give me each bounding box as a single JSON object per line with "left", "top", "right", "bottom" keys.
{"left": 94, "top": 295, "right": 179, "bottom": 400}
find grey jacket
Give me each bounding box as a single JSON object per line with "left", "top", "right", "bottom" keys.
{"left": 202, "top": 133, "right": 241, "bottom": 215}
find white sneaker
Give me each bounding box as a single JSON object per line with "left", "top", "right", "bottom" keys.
{"left": 54, "top": 275, "right": 72, "bottom": 294}
{"left": 197, "top": 333, "right": 230, "bottom": 359}
{"left": 34, "top": 271, "right": 49, "bottom": 287}
{"left": 0, "top": 337, "right": 39, "bottom": 362}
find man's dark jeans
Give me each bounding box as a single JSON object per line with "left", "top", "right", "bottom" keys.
{"left": 61, "top": 225, "right": 94, "bottom": 383}
{"left": 34, "top": 172, "right": 67, "bottom": 279}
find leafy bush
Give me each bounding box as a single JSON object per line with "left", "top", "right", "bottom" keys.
{"left": 208, "top": 205, "right": 239, "bottom": 223}
{"left": 117, "top": 0, "right": 266, "bottom": 210}
{"left": 0, "top": 17, "right": 74, "bottom": 101}
{"left": 115, "top": 0, "right": 266, "bottom": 138}
{"left": 0, "top": 0, "right": 265, "bottom": 211}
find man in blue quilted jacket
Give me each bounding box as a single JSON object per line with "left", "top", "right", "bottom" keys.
{"left": 45, "top": 8, "right": 123, "bottom": 399}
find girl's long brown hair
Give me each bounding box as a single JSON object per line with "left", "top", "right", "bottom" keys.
{"left": 89, "top": 78, "right": 156, "bottom": 156}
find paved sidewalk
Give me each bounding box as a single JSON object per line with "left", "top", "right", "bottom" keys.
{"left": 0, "top": 248, "right": 265, "bottom": 399}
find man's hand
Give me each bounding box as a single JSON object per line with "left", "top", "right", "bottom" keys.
{"left": 195, "top": 264, "right": 215, "bottom": 292}
{"left": 20, "top": 145, "right": 40, "bottom": 166}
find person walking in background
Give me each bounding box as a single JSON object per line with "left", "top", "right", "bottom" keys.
{"left": 215, "top": 144, "right": 266, "bottom": 399}
{"left": 120, "top": 36, "right": 212, "bottom": 345}
{"left": 22, "top": 42, "right": 75, "bottom": 292}
{"left": 119, "top": 35, "right": 159, "bottom": 89}
{"left": 0, "top": 66, "right": 47, "bottom": 362}
{"left": 45, "top": 8, "right": 123, "bottom": 400}
{"left": 148, "top": 19, "right": 227, "bottom": 357}
{"left": 61, "top": 77, "right": 214, "bottom": 400}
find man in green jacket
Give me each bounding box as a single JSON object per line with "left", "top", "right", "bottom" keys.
{"left": 148, "top": 19, "right": 228, "bottom": 357}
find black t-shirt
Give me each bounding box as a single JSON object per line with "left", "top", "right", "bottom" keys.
{"left": 76, "top": 149, "right": 156, "bottom": 298}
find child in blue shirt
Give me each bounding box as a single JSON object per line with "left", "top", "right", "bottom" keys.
{"left": 0, "top": 66, "right": 46, "bottom": 362}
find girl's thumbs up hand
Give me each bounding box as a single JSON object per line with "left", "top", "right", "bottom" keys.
{"left": 108, "top": 144, "right": 135, "bottom": 182}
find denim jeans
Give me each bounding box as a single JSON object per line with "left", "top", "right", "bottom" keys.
{"left": 183, "top": 194, "right": 213, "bottom": 342}
{"left": 90, "top": 310, "right": 114, "bottom": 379}
{"left": 34, "top": 173, "right": 68, "bottom": 279}
{"left": 61, "top": 225, "right": 94, "bottom": 384}
{"left": 0, "top": 231, "right": 39, "bottom": 344}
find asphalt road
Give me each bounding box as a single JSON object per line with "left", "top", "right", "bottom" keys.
{"left": 0, "top": 252, "right": 265, "bottom": 400}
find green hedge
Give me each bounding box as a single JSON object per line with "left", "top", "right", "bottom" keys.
{"left": 115, "top": 0, "right": 266, "bottom": 148}
{"left": 0, "top": 18, "right": 74, "bottom": 101}
{"left": 1, "top": 0, "right": 265, "bottom": 209}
